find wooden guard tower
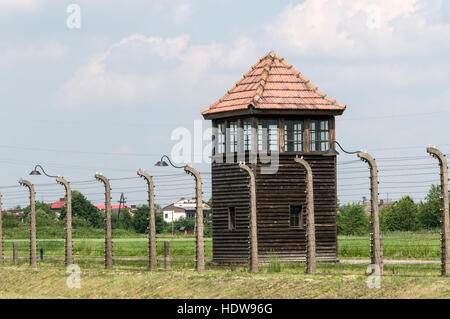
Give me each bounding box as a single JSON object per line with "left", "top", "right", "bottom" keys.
{"left": 201, "top": 51, "right": 346, "bottom": 264}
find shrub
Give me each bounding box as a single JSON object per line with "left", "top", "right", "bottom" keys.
{"left": 337, "top": 202, "right": 370, "bottom": 235}
{"left": 381, "top": 196, "right": 419, "bottom": 231}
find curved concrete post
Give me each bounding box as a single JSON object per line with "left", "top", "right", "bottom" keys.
{"left": 239, "top": 163, "right": 258, "bottom": 273}
{"left": 137, "top": 169, "right": 157, "bottom": 271}
{"left": 18, "top": 179, "right": 37, "bottom": 267}
{"left": 427, "top": 147, "right": 450, "bottom": 276}
{"left": 294, "top": 157, "right": 316, "bottom": 274}
{"left": 358, "top": 152, "right": 383, "bottom": 275}
{"left": 95, "top": 173, "right": 113, "bottom": 269}
{"left": 56, "top": 177, "right": 73, "bottom": 265}
{"left": 184, "top": 166, "right": 205, "bottom": 271}
{"left": 0, "top": 193, "right": 3, "bottom": 265}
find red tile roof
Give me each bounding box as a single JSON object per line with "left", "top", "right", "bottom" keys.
{"left": 201, "top": 51, "right": 346, "bottom": 117}
{"left": 51, "top": 200, "right": 66, "bottom": 209}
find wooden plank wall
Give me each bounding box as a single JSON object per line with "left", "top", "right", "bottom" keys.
{"left": 211, "top": 153, "right": 337, "bottom": 264}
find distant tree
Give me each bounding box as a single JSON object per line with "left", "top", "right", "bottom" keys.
{"left": 132, "top": 205, "right": 166, "bottom": 234}
{"left": 203, "top": 216, "right": 212, "bottom": 237}
{"left": 1, "top": 213, "right": 20, "bottom": 228}
{"left": 417, "top": 185, "right": 442, "bottom": 229}
{"left": 381, "top": 196, "right": 419, "bottom": 231}
{"left": 59, "top": 190, "right": 104, "bottom": 228}
{"left": 337, "top": 202, "right": 369, "bottom": 235}
{"left": 24, "top": 207, "right": 58, "bottom": 227}
{"left": 113, "top": 208, "right": 133, "bottom": 230}
{"left": 172, "top": 217, "right": 195, "bottom": 233}
{"left": 23, "top": 201, "right": 54, "bottom": 220}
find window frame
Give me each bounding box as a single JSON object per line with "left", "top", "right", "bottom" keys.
{"left": 289, "top": 204, "right": 304, "bottom": 229}
{"left": 258, "top": 119, "right": 279, "bottom": 152}
{"left": 310, "top": 119, "right": 329, "bottom": 152}
{"left": 227, "top": 121, "right": 238, "bottom": 153}
{"left": 216, "top": 122, "right": 226, "bottom": 154}
{"left": 284, "top": 119, "right": 304, "bottom": 152}
{"left": 228, "top": 207, "right": 236, "bottom": 231}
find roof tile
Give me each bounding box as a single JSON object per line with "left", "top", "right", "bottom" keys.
{"left": 201, "top": 51, "right": 346, "bottom": 116}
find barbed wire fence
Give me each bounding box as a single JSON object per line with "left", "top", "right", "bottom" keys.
{"left": 0, "top": 152, "right": 448, "bottom": 276}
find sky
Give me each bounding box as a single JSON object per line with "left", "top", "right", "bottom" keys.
{"left": 0, "top": 0, "right": 449, "bottom": 208}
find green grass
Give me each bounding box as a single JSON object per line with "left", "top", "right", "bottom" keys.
{"left": 338, "top": 231, "right": 441, "bottom": 259}
{"left": 2, "top": 225, "right": 144, "bottom": 239}
{"left": 1, "top": 230, "right": 442, "bottom": 274}
{"left": 0, "top": 230, "right": 447, "bottom": 299}
{"left": 0, "top": 262, "right": 448, "bottom": 298}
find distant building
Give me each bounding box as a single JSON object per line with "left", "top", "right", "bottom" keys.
{"left": 95, "top": 204, "right": 129, "bottom": 213}
{"left": 161, "top": 197, "right": 211, "bottom": 223}
{"left": 5, "top": 207, "right": 23, "bottom": 217}
{"left": 362, "top": 197, "right": 396, "bottom": 214}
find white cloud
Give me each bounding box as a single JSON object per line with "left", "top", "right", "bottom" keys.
{"left": 266, "top": 0, "right": 450, "bottom": 57}
{"left": 56, "top": 34, "right": 258, "bottom": 109}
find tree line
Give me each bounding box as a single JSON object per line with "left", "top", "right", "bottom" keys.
{"left": 2, "top": 190, "right": 212, "bottom": 236}
{"left": 338, "top": 184, "right": 445, "bottom": 235}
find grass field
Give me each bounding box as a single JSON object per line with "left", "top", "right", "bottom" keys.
{"left": 0, "top": 263, "right": 449, "bottom": 298}
{"left": 0, "top": 231, "right": 446, "bottom": 298}
{"left": 1, "top": 231, "right": 441, "bottom": 262}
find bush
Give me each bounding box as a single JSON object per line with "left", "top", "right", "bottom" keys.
{"left": 132, "top": 205, "right": 167, "bottom": 234}
{"left": 337, "top": 202, "right": 369, "bottom": 235}
{"left": 25, "top": 208, "right": 59, "bottom": 227}
{"left": 380, "top": 196, "right": 419, "bottom": 231}
{"left": 1, "top": 213, "right": 20, "bottom": 228}
{"left": 417, "top": 185, "right": 442, "bottom": 229}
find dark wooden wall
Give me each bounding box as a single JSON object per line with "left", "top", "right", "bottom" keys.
{"left": 211, "top": 153, "right": 337, "bottom": 264}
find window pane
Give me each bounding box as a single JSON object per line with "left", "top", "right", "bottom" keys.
{"left": 258, "top": 119, "right": 278, "bottom": 151}
{"left": 310, "top": 120, "right": 329, "bottom": 152}
{"left": 228, "top": 121, "right": 238, "bottom": 153}
{"left": 243, "top": 120, "right": 252, "bottom": 151}
{"left": 217, "top": 123, "right": 225, "bottom": 154}
{"left": 285, "top": 120, "right": 303, "bottom": 152}
{"left": 228, "top": 207, "right": 236, "bottom": 230}
{"left": 290, "top": 205, "right": 302, "bottom": 228}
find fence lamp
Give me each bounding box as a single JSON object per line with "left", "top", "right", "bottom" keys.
{"left": 29, "top": 164, "right": 59, "bottom": 178}
{"left": 155, "top": 155, "right": 186, "bottom": 169}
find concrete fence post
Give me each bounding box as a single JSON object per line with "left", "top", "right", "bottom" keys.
{"left": 13, "top": 242, "right": 18, "bottom": 265}
{"left": 18, "top": 179, "right": 37, "bottom": 267}
{"left": 56, "top": 177, "right": 73, "bottom": 265}
{"left": 95, "top": 173, "right": 113, "bottom": 270}
{"left": 239, "top": 162, "right": 259, "bottom": 273}
{"left": 294, "top": 157, "right": 316, "bottom": 274}
{"left": 184, "top": 166, "right": 205, "bottom": 272}
{"left": 357, "top": 152, "right": 383, "bottom": 275}
{"left": 164, "top": 240, "right": 170, "bottom": 270}
{"left": 0, "top": 193, "right": 3, "bottom": 265}
{"left": 427, "top": 146, "right": 450, "bottom": 276}
{"left": 137, "top": 169, "right": 157, "bottom": 271}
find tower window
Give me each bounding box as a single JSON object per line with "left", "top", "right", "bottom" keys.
{"left": 228, "top": 207, "right": 236, "bottom": 230}
{"left": 243, "top": 120, "right": 252, "bottom": 152}
{"left": 310, "top": 120, "right": 329, "bottom": 151}
{"left": 290, "top": 205, "right": 304, "bottom": 229}
{"left": 217, "top": 122, "right": 225, "bottom": 154}
{"left": 285, "top": 120, "right": 303, "bottom": 152}
{"left": 258, "top": 119, "right": 278, "bottom": 151}
{"left": 228, "top": 121, "right": 238, "bottom": 153}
